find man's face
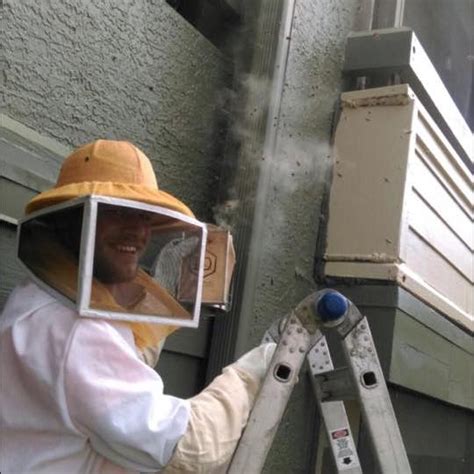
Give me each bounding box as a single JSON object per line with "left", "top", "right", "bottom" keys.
{"left": 94, "top": 206, "right": 151, "bottom": 284}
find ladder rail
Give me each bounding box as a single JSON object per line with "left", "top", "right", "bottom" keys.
{"left": 341, "top": 317, "right": 412, "bottom": 473}
{"left": 227, "top": 314, "right": 313, "bottom": 474}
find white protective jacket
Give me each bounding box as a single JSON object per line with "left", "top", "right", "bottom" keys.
{"left": 0, "top": 280, "right": 264, "bottom": 473}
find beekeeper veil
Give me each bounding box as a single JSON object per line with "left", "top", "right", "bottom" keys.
{"left": 17, "top": 140, "right": 207, "bottom": 328}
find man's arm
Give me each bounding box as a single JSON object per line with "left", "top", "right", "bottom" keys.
{"left": 64, "top": 317, "right": 275, "bottom": 473}
{"left": 164, "top": 343, "right": 276, "bottom": 473}
{"left": 64, "top": 318, "right": 190, "bottom": 471}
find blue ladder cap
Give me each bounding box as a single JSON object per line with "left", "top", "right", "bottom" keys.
{"left": 317, "top": 291, "right": 348, "bottom": 322}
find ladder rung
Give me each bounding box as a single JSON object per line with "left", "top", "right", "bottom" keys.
{"left": 315, "top": 367, "right": 356, "bottom": 401}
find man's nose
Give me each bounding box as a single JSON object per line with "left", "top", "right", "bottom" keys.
{"left": 121, "top": 214, "right": 150, "bottom": 235}
{"left": 126, "top": 219, "right": 149, "bottom": 231}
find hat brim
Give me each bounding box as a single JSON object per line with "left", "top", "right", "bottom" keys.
{"left": 25, "top": 182, "right": 194, "bottom": 217}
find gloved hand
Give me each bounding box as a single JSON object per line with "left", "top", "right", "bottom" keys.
{"left": 163, "top": 342, "right": 276, "bottom": 474}
{"left": 232, "top": 342, "right": 277, "bottom": 382}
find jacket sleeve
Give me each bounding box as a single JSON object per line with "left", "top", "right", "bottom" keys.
{"left": 163, "top": 366, "right": 260, "bottom": 474}
{"left": 163, "top": 346, "right": 275, "bottom": 474}
{"left": 63, "top": 318, "right": 190, "bottom": 472}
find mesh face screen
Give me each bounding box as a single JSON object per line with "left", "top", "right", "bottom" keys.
{"left": 18, "top": 198, "right": 206, "bottom": 326}
{"left": 88, "top": 202, "right": 203, "bottom": 320}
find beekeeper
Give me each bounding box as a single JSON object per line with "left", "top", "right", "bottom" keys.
{"left": 0, "top": 140, "right": 275, "bottom": 474}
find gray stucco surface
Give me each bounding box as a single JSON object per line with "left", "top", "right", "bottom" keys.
{"left": 247, "top": 0, "right": 362, "bottom": 343}
{"left": 2, "top": 0, "right": 227, "bottom": 218}
{"left": 234, "top": 1, "right": 363, "bottom": 471}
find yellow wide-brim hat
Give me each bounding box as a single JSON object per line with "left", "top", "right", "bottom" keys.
{"left": 26, "top": 139, "right": 194, "bottom": 217}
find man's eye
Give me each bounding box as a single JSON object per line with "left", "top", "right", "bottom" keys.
{"left": 100, "top": 208, "right": 121, "bottom": 217}
{"left": 100, "top": 208, "right": 151, "bottom": 222}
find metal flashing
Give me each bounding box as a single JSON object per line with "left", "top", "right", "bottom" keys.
{"left": 0, "top": 114, "right": 71, "bottom": 159}
{"left": 0, "top": 160, "right": 53, "bottom": 193}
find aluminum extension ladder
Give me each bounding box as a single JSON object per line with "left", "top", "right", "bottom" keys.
{"left": 227, "top": 289, "right": 412, "bottom": 474}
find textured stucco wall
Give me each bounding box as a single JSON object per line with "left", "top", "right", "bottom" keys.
{"left": 245, "top": 0, "right": 363, "bottom": 343}
{"left": 234, "top": 1, "right": 363, "bottom": 472}
{"left": 2, "top": 0, "right": 227, "bottom": 218}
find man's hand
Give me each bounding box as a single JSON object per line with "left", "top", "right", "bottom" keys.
{"left": 232, "top": 343, "right": 277, "bottom": 382}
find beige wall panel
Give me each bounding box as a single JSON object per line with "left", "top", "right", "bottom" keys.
{"left": 415, "top": 114, "right": 473, "bottom": 207}
{"left": 325, "top": 261, "right": 400, "bottom": 280}
{"left": 404, "top": 230, "right": 472, "bottom": 315}
{"left": 326, "top": 89, "right": 416, "bottom": 260}
{"left": 406, "top": 190, "right": 472, "bottom": 280}
{"left": 409, "top": 151, "right": 473, "bottom": 250}
{"left": 397, "top": 264, "right": 473, "bottom": 331}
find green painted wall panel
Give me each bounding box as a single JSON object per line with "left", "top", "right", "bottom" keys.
{"left": 356, "top": 388, "right": 474, "bottom": 473}
{"left": 332, "top": 284, "right": 473, "bottom": 410}
{"left": 157, "top": 350, "right": 208, "bottom": 398}
{"left": 0, "top": 222, "right": 26, "bottom": 309}
{"left": 0, "top": 178, "right": 36, "bottom": 221}
{"left": 391, "top": 311, "right": 473, "bottom": 409}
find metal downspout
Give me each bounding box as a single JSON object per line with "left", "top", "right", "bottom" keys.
{"left": 232, "top": 0, "right": 296, "bottom": 357}
{"left": 206, "top": 0, "right": 296, "bottom": 379}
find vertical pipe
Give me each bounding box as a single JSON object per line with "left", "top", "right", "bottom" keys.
{"left": 393, "top": 0, "right": 406, "bottom": 27}
{"left": 206, "top": 0, "right": 297, "bottom": 380}
{"left": 233, "top": 0, "right": 297, "bottom": 357}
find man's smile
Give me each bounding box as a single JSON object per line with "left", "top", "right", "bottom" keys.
{"left": 114, "top": 244, "right": 140, "bottom": 254}
{"left": 107, "top": 240, "right": 146, "bottom": 255}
